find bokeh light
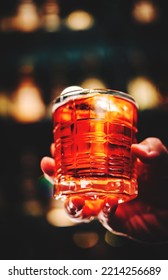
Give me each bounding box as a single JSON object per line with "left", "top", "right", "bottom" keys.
{"left": 73, "top": 231, "right": 99, "bottom": 248}
{"left": 80, "top": 77, "right": 107, "bottom": 89}
{"left": 46, "top": 199, "right": 76, "bottom": 227}
{"left": 127, "top": 76, "right": 161, "bottom": 110}
{"left": 132, "top": 0, "right": 159, "bottom": 24}
{"left": 65, "top": 10, "right": 95, "bottom": 31}
{"left": 13, "top": 0, "right": 40, "bottom": 32}
{"left": 11, "top": 76, "right": 46, "bottom": 123}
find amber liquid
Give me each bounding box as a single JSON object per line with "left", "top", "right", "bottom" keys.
{"left": 53, "top": 93, "right": 138, "bottom": 205}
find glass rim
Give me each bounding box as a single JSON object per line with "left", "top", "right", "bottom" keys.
{"left": 53, "top": 87, "right": 138, "bottom": 108}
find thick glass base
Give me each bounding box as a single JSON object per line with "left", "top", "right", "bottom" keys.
{"left": 54, "top": 177, "right": 138, "bottom": 204}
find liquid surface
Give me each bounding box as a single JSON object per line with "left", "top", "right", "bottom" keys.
{"left": 53, "top": 93, "right": 138, "bottom": 207}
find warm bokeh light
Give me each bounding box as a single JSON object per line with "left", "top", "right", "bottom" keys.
{"left": 127, "top": 76, "right": 161, "bottom": 110}
{"left": 80, "top": 77, "right": 107, "bottom": 89}
{"left": 105, "top": 231, "right": 127, "bottom": 247}
{"left": 46, "top": 199, "right": 76, "bottom": 227}
{"left": 0, "top": 93, "right": 10, "bottom": 117}
{"left": 11, "top": 77, "right": 46, "bottom": 123}
{"left": 41, "top": 0, "right": 61, "bottom": 32}
{"left": 73, "top": 232, "right": 99, "bottom": 248}
{"left": 22, "top": 199, "right": 43, "bottom": 216}
{"left": 13, "top": 0, "right": 40, "bottom": 32}
{"left": 65, "top": 10, "right": 95, "bottom": 31}
{"left": 46, "top": 208, "right": 76, "bottom": 227}
{"left": 132, "top": 0, "right": 159, "bottom": 24}
{"left": 0, "top": 17, "right": 13, "bottom": 32}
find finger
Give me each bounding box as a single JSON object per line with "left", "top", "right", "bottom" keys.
{"left": 101, "top": 197, "right": 118, "bottom": 217}
{"left": 40, "top": 156, "right": 55, "bottom": 177}
{"left": 64, "top": 196, "right": 92, "bottom": 222}
{"left": 131, "top": 137, "right": 168, "bottom": 164}
{"left": 64, "top": 196, "right": 103, "bottom": 223}
{"left": 64, "top": 196, "right": 85, "bottom": 218}
{"left": 102, "top": 200, "right": 168, "bottom": 243}
{"left": 98, "top": 196, "right": 118, "bottom": 226}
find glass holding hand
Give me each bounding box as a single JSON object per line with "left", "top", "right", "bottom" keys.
{"left": 41, "top": 137, "right": 168, "bottom": 243}
{"left": 41, "top": 87, "right": 168, "bottom": 243}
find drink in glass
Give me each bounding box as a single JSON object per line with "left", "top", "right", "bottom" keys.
{"left": 52, "top": 86, "right": 138, "bottom": 220}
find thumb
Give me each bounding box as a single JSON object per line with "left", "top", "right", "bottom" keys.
{"left": 131, "top": 137, "right": 168, "bottom": 164}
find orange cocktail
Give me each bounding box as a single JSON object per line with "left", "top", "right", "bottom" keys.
{"left": 52, "top": 87, "right": 138, "bottom": 219}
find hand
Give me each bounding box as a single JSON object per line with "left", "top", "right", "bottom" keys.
{"left": 99, "top": 137, "right": 168, "bottom": 243}
{"left": 40, "top": 138, "right": 168, "bottom": 243}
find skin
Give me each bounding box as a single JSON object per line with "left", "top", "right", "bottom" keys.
{"left": 40, "top": 137, "right": 168, "bottom": 243}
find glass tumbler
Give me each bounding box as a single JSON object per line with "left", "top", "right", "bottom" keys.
{"left": 52, "top": 86, "right": 138, "bottom": 220}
